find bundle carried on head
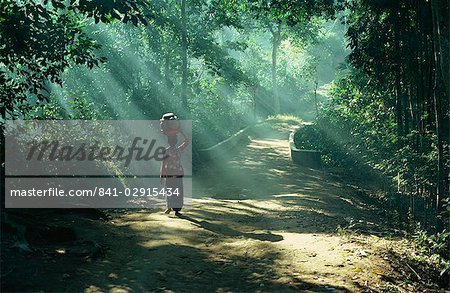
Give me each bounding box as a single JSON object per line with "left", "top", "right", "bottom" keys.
{"left": 160, "top": 112, "right": 180, "bottom": 137}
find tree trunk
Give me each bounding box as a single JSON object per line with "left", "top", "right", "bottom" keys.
{"left": 430, "top": 0, "right": 449, "bottom": 231}
{"left": 431, "top": 0, "right": 449, "bottom": 97}
{"left": 164, "top": 52, "right": 171, "bottom": 89}
{"left": 395, "top": 70, "right": 404, "bottom": 139}
{"left": 314, "top": 80, "right": 319, "bottom": 117}
{"left": 271, "top": 24, "right": 281, "bottom": 114}
{"left": 180, "top": 0, "right": 188, "bottom": 112}
{"left": 394, "top": 24, "right": 404, "bottom": 140}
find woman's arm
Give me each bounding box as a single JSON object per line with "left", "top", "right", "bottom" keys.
{"left": 177, "top": 131, "right": 190, "bottom": 152}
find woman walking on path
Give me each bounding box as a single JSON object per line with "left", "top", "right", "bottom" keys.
{"left": 160, "top": 131, "right": 189, "bottom": 216}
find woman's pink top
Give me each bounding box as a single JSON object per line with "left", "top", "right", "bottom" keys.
{"left": 160, "top": 138, "right": 189, "bottom": 177}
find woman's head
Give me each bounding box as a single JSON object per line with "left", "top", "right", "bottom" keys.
{"left": 168, "top": 135, "right": 178, "bottom": 147}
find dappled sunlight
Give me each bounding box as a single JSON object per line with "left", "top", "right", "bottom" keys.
{"left": 2, "top": 0, "right": 446, "bottom": 290}
{"left": 0, "top": 121, "right": 400, "bottom": 292}
{"left": 193, "top": 123, "right": 383, "bottom": 233}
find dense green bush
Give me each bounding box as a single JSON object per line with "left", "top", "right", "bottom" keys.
{"left": 295, "top": 72, "right": 444, "bottom": 211}
{"left": 413, "top": 225, "right": 450, "bottom": 282}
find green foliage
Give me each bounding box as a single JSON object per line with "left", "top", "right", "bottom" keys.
{"left": 413, "top": 224, "right": 450, "bottom": 279}
{"left": 2, "top": 0, "right": 344, "bottom": 155}
{"left": 294, "top": 0, "right": 449, "bottom": 234}
{"left": 1, "top": 1, "right": 96, "bottom": 118}
{"left": 32, "top": 0, "right": 338, "bottom": 151}
{"left": 294, "top": 69, "right": 396, "bottom": 172}
{"left": 67, "top": 95, "right": 101, "bottom": 120}
{"left": 244, "top": 0, "right": 336, "bottom": 25}
{"left": 295, "top": 66, "right": 443, "bottom": 202}
{"left": 0, "top": 0, "right": 148, "bottom": 119}
{"left": 266, "top": 114, "right": 302, "bottom": 125}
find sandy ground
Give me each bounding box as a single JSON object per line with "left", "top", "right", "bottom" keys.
{"left": 2, "top": 124, "right": 405, "bottom": 292}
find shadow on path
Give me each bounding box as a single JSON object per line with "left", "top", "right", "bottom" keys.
{"left": 178, "top": 214, "right": 284, "bottom": 242}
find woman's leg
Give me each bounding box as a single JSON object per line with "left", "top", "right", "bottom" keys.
{"left": 165, "top": 177, "right": 184, "bottom": 215}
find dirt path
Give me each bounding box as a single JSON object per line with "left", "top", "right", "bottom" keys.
{"left": 2, "top": 124, "right": 399, "bottom": 292}
{"left": 74, "top": 125, "right": 396, "bottom": 292}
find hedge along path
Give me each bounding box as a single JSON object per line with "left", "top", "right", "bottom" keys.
{"left": 80, "top": 121, "right": 399, "bottom": 292}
